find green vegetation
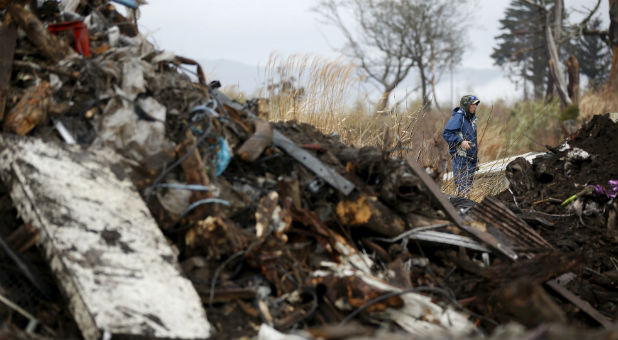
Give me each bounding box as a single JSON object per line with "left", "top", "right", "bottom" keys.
{"left": 560, "top": 103, "right": 580, "bottom": 121}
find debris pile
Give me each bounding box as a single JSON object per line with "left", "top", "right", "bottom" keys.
{"left": 1, "top": 1, "right": 617, "bottom": 339}
{"left": 491, "top": 114, "right": 618, "bottom": 327}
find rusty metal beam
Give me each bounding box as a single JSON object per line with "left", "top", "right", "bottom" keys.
{"left": 546, "top": 273, "right": 613, "bottom": 329}
{"left": 404, "top": 156, "right": 518, "bottom": 260}
{"left": 274, "top": 130, "right": 355, "bottom": 196}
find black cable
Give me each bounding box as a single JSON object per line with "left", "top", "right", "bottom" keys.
{"left": 208, "top": 251, "right": 244, "bottom": 307}
{"left": 208, "top": 228, "right": 274, "bottom": 307}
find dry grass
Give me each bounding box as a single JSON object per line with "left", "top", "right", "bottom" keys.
{"left": 260, "top": 53, "right": 359, "bottom": 133}
{"left": 220, "top": 85, "right": 247, "bottom": 103}
{"left": 580, "top": 84, "right": 618, "bottom": 121}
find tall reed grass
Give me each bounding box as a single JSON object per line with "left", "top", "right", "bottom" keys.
{"left": 580, "top": 84, "right": 618, "bottom": 121}
{"left": 260, "top": 53, "right": 359, "bottom": 134}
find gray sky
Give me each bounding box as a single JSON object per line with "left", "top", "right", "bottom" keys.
{"left": 137, "top": 0, "right": 609, "bottom": 104}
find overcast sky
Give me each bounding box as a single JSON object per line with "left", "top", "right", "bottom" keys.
{"left": 137, "top": 0, "right": 609, "bottom": 105}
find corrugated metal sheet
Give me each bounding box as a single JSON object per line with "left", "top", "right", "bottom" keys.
{"left": 468, "top": 196, "right": 553, "bottom": 258}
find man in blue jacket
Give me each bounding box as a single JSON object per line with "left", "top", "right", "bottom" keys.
{"left": 443, "top": 95, "right": 480, "bottom": 198}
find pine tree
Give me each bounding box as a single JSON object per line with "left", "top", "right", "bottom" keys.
{"left": 492, "top": 1, "right": 549, "bottom": 99}
{"left": 576, "top": 17, "right": 611, "bottom": 88}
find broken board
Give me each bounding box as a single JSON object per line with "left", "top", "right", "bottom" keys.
{"left": 0, "top": 25, "right": 17, "bottom": 121}
{"left": 0, "top": 134, "right": 211, "bottom": 340}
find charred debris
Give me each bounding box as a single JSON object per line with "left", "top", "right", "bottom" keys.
{"left": 1, "top": 1, "right": 618, "bottom": 339}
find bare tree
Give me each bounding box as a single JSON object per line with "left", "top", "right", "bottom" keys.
{"left": 578, "top": 0, "right": 618, "bottom": 95}
{"left": 609, "top": 0, "right": 618, "bottom": 91}
{"left": 314, "top": 0, "right": 468, "bottom": 113}
{"left": 545, "top": 0, "right": 572, "bottom": 106}
{"left": 521, "top": 0, "right": 572, "bottom": 107}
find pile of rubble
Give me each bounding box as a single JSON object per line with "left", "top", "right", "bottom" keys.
{"left": 1, "top": 1, "right": 617, "bottom": 339}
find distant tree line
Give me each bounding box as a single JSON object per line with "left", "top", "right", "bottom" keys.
{"left": 492, "top": 0, "right": 616, "bottom": 106}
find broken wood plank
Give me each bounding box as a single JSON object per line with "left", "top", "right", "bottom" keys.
{"left": 6, "top": 3, "right": 74, "bottom": 63}
{"left": 176, "top": 129, "right": 214, "bottom": 219}
{"left": 3, "top": 81, "right": 51, "bottom": 135}
{"left": 236, "top": 119, "right": 273, "bottom": 162}
{"left": 0, "top": 24, "right": 16, "bottom": 121}
{"left": 0, "top": 134, "right": 211, "bottom": 340}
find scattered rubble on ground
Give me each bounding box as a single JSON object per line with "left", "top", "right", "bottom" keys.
{"left": 1, "top": 1, "right": 618, "bottom": 339}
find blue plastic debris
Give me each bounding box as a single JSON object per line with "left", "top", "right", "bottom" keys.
{"left": 215, "top": 137, "right": 231, "bottom": 176}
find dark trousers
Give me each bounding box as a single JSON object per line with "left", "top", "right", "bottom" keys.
{"left": 453, "top": 156, "right": 476, "bottom": 198}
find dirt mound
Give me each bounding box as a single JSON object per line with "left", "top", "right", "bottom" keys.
{"left": 493, "top": 113, "right": 618, "bottom": 326}
{"left": 545, "top": 114, "right": 618, "bottom": 201}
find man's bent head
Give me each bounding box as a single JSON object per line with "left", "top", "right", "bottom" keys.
{"left": 460, "top": 95, "right": 480, "bottom": 114}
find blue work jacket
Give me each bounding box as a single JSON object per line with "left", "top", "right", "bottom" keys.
{"left": 443, "top": 107, "right": 478, "bottom": 161}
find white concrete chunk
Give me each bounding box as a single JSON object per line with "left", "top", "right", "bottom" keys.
{"left": 0, "top": 134, "right": 211, "bottom": 340}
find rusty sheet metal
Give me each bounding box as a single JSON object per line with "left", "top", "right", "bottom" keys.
{"left": 0, "top": 134, "right": 211, "bottom": 340}
{"left": 174, "top": 55, "right": 207, "bottom": 86}
{"left": 403, "top": 156, "right": 518, "bottom": 260}
{"left": 0, "top": 25, "right": 17, "bottom": 121}
{"left": 469, "top": 196, "right": 553, "bottom": 257}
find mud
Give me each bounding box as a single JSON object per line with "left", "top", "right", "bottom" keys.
{"left": 489, "top": 114, "right": 618, "bottom": 328}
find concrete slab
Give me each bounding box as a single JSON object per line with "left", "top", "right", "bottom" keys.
{"left": 0, "top": 134, "right": 211, "bottom": 340}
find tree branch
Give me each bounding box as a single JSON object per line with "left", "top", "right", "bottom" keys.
{"left": 582, "top": 28, "right": 610, "bottom": 45}
{"left": 519, "top": 0, "right": 544, "bottom": 10}
{"left": 576, "top": 0, "right": 601, "bottom": 28}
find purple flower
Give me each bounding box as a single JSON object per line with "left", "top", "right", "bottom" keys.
{"left": 589, "top": 180, "right": 618, "bottom": 199}
{"left": 609, "top": 179, "right": 617, "bottom": 198}
{"left": 590, "top": 184, "right": 606, "bottom": 196}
